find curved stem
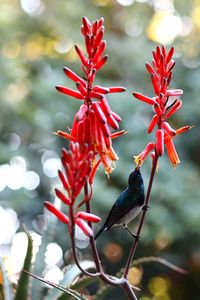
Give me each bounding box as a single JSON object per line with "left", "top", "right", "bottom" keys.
{"left": 69, "top": 197, "right": 100, "bottom": 277}
{"left": 70, "top": 231, "right": 100, "bottom": 277}
{"left": 123, "top": 154, "right": 159, "bottom": 278}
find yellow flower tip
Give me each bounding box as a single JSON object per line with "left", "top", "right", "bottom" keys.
{"left": 53, "top": 131, "right": 59, "bottom": 135}
{"left": 156, "top": 162, "right": 159, "bottom": 173}
{"left": 105, "top": 165, "right": 113, "bottom": 177}
{"left": 172, "top": 159, "right": 180, "bottom": 169}
{"left": 106, "top": 172, "right": 110, "bottom": 179}
{"left": 108, "top": 147, "right": 119, "bottom": 161}
{"left": 133, "top": 155, "right": 144, "bottom": 168}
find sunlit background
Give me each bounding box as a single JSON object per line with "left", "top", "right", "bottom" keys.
{"left": 0, "top": 0, "right": 200, "bottom": 299}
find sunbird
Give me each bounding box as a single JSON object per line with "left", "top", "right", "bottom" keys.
{"left": 95, "top": 168, "right": 145, "bottom": 240}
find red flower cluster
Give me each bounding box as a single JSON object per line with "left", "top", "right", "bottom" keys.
{"left": 45, "top": 142, "right": 101, "bottom": 237}
{"left": 133, "top": 46, "right": 192, "bottom": 167}
{"left": 55, "top": 17, "right": 125, "bottom": 174}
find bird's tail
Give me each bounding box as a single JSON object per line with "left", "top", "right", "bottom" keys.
{"left": 95, "top": 225, "right": 107, "bottom": 240}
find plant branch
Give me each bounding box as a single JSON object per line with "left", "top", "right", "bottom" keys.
{"left": 132, "top": 256, "right": 188, "bottom": 275}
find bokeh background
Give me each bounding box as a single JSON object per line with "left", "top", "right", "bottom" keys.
{"left": 0, "top": 0, "right": 200, "bottom": 299}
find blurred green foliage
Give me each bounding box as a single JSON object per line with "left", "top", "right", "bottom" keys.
{"left": 0, "top": 0, "right": 200, "bottom": 299}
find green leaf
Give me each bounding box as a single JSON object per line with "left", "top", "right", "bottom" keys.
{"left": 0, "top": 257, "right": 14, "bottom": 300}
{"left": 14, "top": 230, "right": 33, "bottom": 300}
{"left": 30, "top": 213, "right": 58, "bottom": 300}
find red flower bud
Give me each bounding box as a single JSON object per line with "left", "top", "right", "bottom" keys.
{"left": 93, "top": 29, "right": 104, "bottom": 48}
{"left": 98, "top": 97, "right": 111, "bottom": 116}
{"left": 76, "top": 82, "right": 87, "bottom": 97}
{"left": 146, "top": 62, "right": 157, "bottom": 77}
{"left": 111, "top": 130, "right": 125, "bottom": 139}
{"left": 75, "top": 45, "right": 88, "bottom": 66}
{"left": 156, "top": 129, "right": 164, "bottom": 156}
{"left": 76, "top": 104, "right": 88, "bottom": 121}
{"left": 95, "top": 55, "right": 108, "bottom": 71}
{"left": 133, "top": 92, "right": 156, "bottom": 105}
{"left": 93, "top": 85, "right": 109, "bottom": 94}
{"left": 167, "top": 89, "right": 183, "bottom": 96}
{"left": 151, "top": 75, "right": 160, "bottom": 95}
{"left": 44, "top": 202, "right": 69, "bottom": 224}
{"left": 76, "top": 211, "right": 101, "bottom": 222}
{"left": 76, "top": 218, "right": 93, "bottom": 237}
{"left": 63, "top": 67, "right": 86, "bottom": 87}
{"left": 55, "top": 130, "right": 76, "bottom": 141}
{"left": 58, "top": 170, "right": 70, "bottom": 194}
{"left": 55, "top": 188, "right": 71, "bottom": 205}
{"left": 166, "top": 47, "right": 174, "bottom": 64}
{"left": 92, "top": 102, "right": 107, "bottom": 124}
{"left": 111, "top": 111, "right": 122, "bottom": 122}
{"left": 93, "top": 40, "right": 106, "bottom": 63}
{"left": 148, "top": 114, "right": 158, "bottom": 134}
{"left": 90, "top": 91, "right": 104, "bottom": 100}
{"left": 107, "top": 114, "right": 119, "bottom": 130}
{"left": 82, "top": 16, "right": 91, "bottom": 35}
{"left": 56, "top": 86, "right": 84, "bottom": 100}
{"left": 108, "top": 87, "right": 126, "bottom": 93}
{"left": 154, "top": 103, "right": 162, "bottom": 116}
{"left": 92, "top": 20, "right": 98, "bottom": 34}
{"left": 162, "top": 122, "right": 176, "bottom": 136}
{"left": 165, "top": 100, "right": 182, "bottom": 119}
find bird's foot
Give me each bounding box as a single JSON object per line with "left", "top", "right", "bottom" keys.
{"left": 124, "top": 225, "right": 140, "bottom": 240}
{"left": 142, "top": 205, "right": 150, "bottom": 212}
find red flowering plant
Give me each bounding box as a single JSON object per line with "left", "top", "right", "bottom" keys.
{"left": 29, "top": 19, "right": 190, "bottom": 300}
{"left": 55, "top": 16, "right": 125, "bottom": 175}
{"left": 122, "top": 46, "right": 192, "bottom": 282}
{"left": 133, "top": 46, "right": 192, "bottom": 168}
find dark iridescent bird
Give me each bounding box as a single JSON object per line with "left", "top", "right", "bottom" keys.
{"left": 95, "top": 168, "right": 145, "bottom": 240}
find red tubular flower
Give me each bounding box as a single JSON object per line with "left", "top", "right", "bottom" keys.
{"left": 133, "top": 45, "right": 192, "bottom": 167}
{"left": 55, "top": 17, "right": 126, "bottom": 174}
{"left": 134, "top": 142, "right": 155, "bottom": 166}
{"left": 163, "top": 125, "right": 193, "bottom": 167}
{"left": 165, "top": 138, "right": 180, "bottom": 168}
{"left": 45, "top": 142, "right": 101, "bottom": 237}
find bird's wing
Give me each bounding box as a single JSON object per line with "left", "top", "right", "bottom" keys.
{"left": 105, "top": 189, "right": 143, "bottom": 229}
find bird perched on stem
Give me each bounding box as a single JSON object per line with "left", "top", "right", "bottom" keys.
{"left": 95, "top": 167, "right": 145, "bottom": 240}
